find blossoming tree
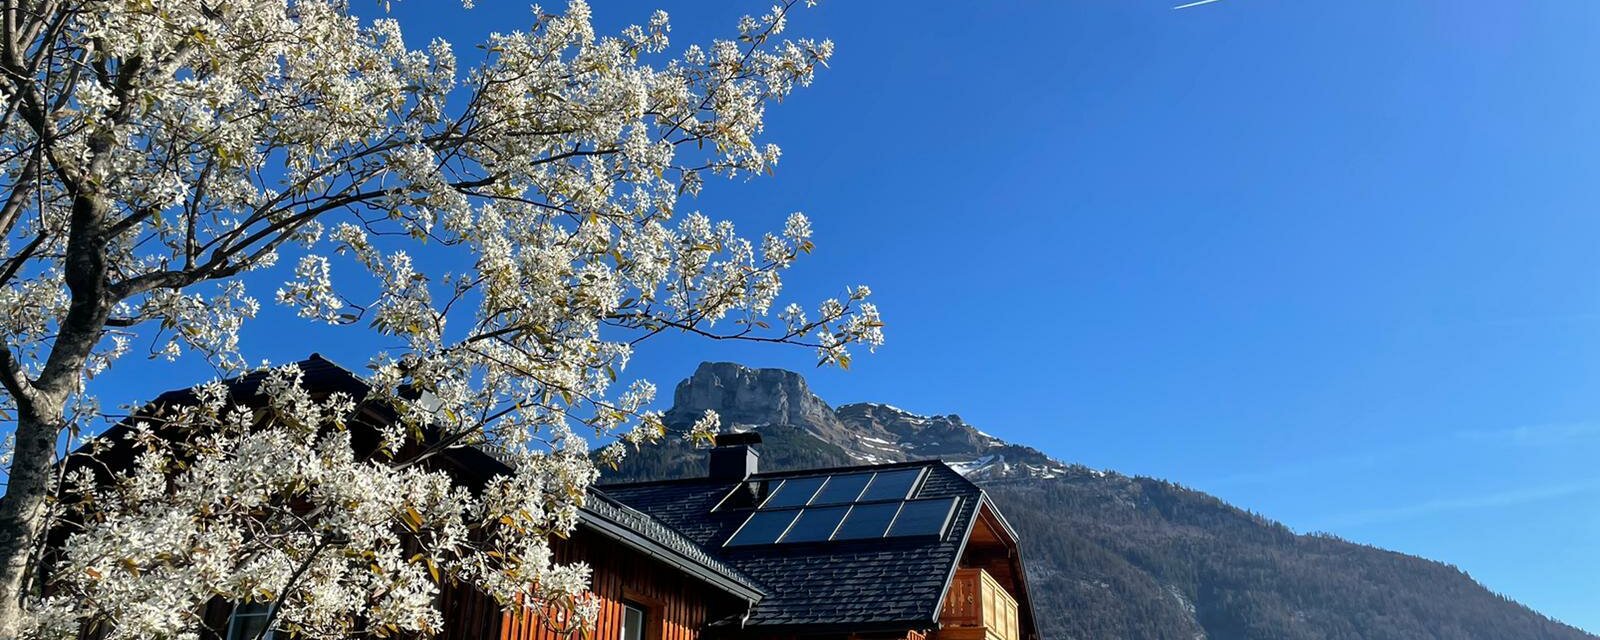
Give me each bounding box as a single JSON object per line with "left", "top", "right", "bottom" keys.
{"left": 0, "top": 0, "right": 881, "bottom": 637}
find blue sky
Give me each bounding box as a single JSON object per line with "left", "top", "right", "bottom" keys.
{"left": 79, "top": 0, "right": 1600, "bottom": 632}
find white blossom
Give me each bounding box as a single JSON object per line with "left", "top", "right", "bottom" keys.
{"left": 0, "top": 1, "right": 877, "bottom": 638}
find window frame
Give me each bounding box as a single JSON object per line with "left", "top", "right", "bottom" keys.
{"left": 225, "top": 601, "right": 277, "bottom": 640}
{"left": 717, "top": 468, "right": 931, "bottom": 514}
{"left": 619, "top": 600, "right": 647, "bottom": 640}
{"left": 618, "top": 589, "right": 665, "bottom": 640}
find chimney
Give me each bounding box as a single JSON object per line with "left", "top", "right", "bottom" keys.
{"left": 709, "top": 432, "right": 762, "bottom": 480}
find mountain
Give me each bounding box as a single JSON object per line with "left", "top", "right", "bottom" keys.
{"left": 605, "top": 362, "right": 1597, "bottom": 640}
{"left": 654, "top": 362, "right": 1075, "bottom": 479}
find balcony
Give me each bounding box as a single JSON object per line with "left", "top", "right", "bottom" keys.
{"left": 937, "top": 568, "right": 1020, "bottom": 640}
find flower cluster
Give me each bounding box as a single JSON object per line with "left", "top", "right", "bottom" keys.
{"left": 0, "top": 0, "right": 882, "bottom": 637}
{"left": 30, "top": 366, "right": 472, "bottom": 638}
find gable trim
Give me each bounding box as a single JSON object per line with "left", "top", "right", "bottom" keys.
{"left": 929, "top": 493, "right": 1041, "bottom": 640}
{"left": 579, "top": 508, "right": 766, "bottom": 604}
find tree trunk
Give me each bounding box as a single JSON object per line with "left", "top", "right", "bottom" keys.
{"left": 0, "top": 400, "right": 65, "bottom": 638}
{"left": 0, "top": 191, "right": 114, "bottom": 637}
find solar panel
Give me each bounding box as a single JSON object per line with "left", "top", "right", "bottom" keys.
{"left": 724, "top": 466, "right": 958, "bottom": 546}
{"left": 780, "top": 506, "right": 850, "bottom": 543}
{"left": 859, "top": 468, "right": 923, "bottom": 501}
{"left": 809, "top": 473, "right": 873, "bottom": 505}
{"left": 831, "top": 502, "right": 900, "bottom": 540}
{"left": 761, "top": 476, "right": 827, "bottom": 509}
{"left": 726, "top": 509, "right": 800, "bottom": 546}
{"left": 886, "top": 497, "right": 957, "bottom": 538}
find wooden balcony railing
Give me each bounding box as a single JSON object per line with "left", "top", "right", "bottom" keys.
{"left": 937, "top": 568, "right": 1019, "bottom": 640}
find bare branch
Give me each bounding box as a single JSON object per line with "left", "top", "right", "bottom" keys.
{"left": 0, "top": 343, "right": 35, "bottom": 408}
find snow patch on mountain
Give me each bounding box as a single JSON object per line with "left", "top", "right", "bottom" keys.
{"left": 950, "top": 455, "right": 999, "bottom": 476}
{"left": 846, "top": 450, "right": 891, "bottom": 465}
{"left": 827, "top": 399, "right": 1082, "bottom": 481}
{"left": 868, "top": 403, "right": 910, "bottom": 414}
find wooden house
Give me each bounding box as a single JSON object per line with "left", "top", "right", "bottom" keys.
{"left": 70, "top": 356, "right": 1040, "bottom": 640}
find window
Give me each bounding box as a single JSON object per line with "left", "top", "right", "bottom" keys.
{"left": 713, "top": 480, "right": 768, "bottom": 510}
{"left": 226, "top": 602, "right": 275, "bottom": 640}
{"left": 620, "top": 602, "right": 646, "bottom": 640}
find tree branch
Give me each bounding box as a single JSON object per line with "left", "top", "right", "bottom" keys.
{"left": 0, "top": 344, "right": 35, "bottom": 408}
{"left": 0, "top": 230, "right": 45, "bottom": 288}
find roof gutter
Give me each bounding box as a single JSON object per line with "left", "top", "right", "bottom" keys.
{"left": 578, "top": 508, "right": 766, "bottom": 604}
{"left": 712, "top": 619, "right": 940, "bottom": 635}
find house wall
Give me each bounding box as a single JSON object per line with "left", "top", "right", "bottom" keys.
{"left": 441, "top": 528, "right": 740, "bottom": 640}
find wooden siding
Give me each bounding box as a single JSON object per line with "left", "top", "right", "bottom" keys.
{"left": 440, "top": 529, "right": 732, "bottom": 640}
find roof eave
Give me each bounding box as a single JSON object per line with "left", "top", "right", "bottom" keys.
{"left": 577, "top": 509, "right": 766, "bottom": 603}
{"left": 442, "top": 446, "right": 766, "bottom": 603}
{"left": 711, "top": 619, "right": 940, "bottom": 635}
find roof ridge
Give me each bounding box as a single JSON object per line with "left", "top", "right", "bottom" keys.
{"left": 596, "top": 458, "right": 955, "bottom": 489}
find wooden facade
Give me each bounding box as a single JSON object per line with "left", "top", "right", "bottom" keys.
{"left": 933, "top": 503, "right": 1033, "bottom": 640}
{"left": 75, "top": 491, "right": 1032, "bottom": 640}
{"left": 436, "top": 529, "right": 747, "bottom": 640}
{"left": 438, "top": 506, "right": 1031, "bottom": 640}
{"left": 935, "top": 569, "right": 1019, "bottom": 640}
{"left": 70, "top": 478, "right": 1032, "bottom": 640}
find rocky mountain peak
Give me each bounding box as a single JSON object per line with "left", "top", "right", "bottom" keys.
{"left": 661, "top": 362, "right": 869, "bottom": 454}
{"left": 661, "top": 363, "right": 1074, "bottom": 480}
{"left": 664, "top": 362, "right": 831, "bottom": 427}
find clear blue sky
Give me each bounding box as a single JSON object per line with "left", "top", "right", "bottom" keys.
{"left": 84, "top": 0, "right": 1600, "bottom": 632}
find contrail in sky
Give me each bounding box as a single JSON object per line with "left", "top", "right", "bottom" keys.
{"left": 1173, "top": 0, "right": 1227, "bottom": 8}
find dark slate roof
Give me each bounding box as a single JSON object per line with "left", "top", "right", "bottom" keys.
{"left": 598, "top": 460, "right": 989, "bottom": 631}
{"left": 76, "top": 354, "right": 376, "bottom": 464}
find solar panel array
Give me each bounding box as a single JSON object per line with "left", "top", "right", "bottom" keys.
{"left": 724, "top": 468, "right": 960, "bottom": 546}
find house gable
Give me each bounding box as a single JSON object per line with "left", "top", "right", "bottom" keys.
{"left": 937, "top": 499, "right": 1040, "bottom": 640}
